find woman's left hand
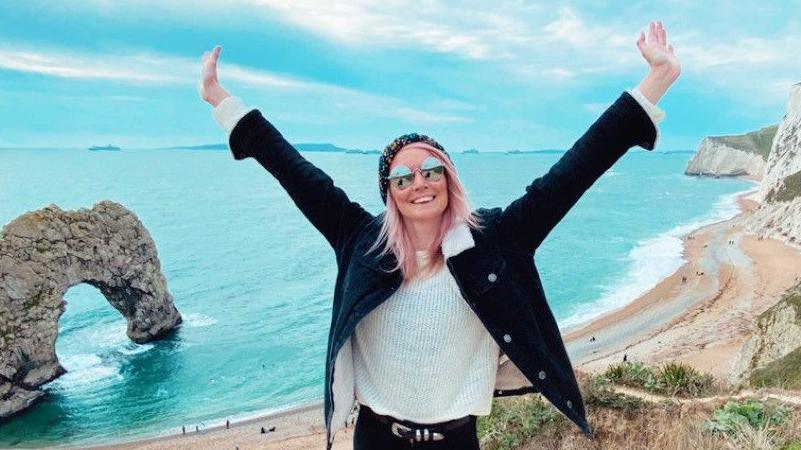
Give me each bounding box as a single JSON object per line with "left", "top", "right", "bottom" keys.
{"left": 636, "top": 21, "right": 681, "bottom": 77}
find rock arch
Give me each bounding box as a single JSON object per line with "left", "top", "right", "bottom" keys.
{"left": 0, "top": 201, "right": 181, "bottom": 418}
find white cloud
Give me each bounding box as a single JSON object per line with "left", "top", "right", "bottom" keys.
{"left": 0, "top": 49, "right": 180, "bottom": 83}
{"left": 0, "top": 43, "right": 472, "bottom": 125}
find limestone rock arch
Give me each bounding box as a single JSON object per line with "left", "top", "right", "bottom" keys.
{"left": 0, "top": 200, "right": 181, "bottom": 418}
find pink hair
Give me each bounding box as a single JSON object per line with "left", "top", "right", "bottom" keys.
{"left": 366, "top": 143, "right": 484, "bottom": 283}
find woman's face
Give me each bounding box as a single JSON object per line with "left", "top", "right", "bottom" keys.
{"left": 389, "top": 147, "right": 449, "bottom": 223}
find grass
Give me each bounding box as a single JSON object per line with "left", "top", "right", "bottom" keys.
{"left": 751, "top": 347, "right": 801, "bottom": 390}
{"left": 474, "top": 362, "right": 801, "bottom": 449}
{"left": 713, "top": 124, "right": 778, "bottom": 160}
{"left": 477, "top": 394, "right": 563, "bottom": 450}
{"left": 600, "top": 360, "right": 718, "bottom": 397}
{"left": 766, "top": 169, "right": 801, "bottom": 203}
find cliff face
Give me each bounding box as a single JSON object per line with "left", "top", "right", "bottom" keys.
{"left": 684, "top": 125, "right": 778, "bottom": 179}
{"left": 0, "top": 201, "right": 181, "bottom": 419}
{"left": 745, "top": 83, "right": 801, "bottom": 248}
{"left": 731, "top": 83, "right": 801, "bottom": 386}
{"left": 730, "top": 282, "right": 801, "bottom": 387}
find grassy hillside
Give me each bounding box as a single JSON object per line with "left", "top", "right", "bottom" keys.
{"left": 766, "top": 169, "right": 801, "bottom": 203}
{"left": 477, "top": 361, "right": 801, "bottom": 450}
{"left": 711, "top": 124, "right": 778, "bottom": 160}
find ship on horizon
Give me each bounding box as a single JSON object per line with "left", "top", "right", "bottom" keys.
{"left": 88, "top": 144, "right": 121, "bottom": 151}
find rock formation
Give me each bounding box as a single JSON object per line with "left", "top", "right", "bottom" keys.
{"left": 730, "top": 282, "right": 801, "bottom": 387}
{"left": 685, "top": 125, "right": 777, "bottom": 179}
{"left": 745, "top": 83, "right": 801, "bottom": 248}
{"left": 0, "top": 200, "right": 181, "bottom": 419}
{"left": 731, "top": 83, "right": 801, "bottom": 386}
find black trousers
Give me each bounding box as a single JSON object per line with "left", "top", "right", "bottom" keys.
{"left": 353, "top": 404, "right": 480, "bottom": 450}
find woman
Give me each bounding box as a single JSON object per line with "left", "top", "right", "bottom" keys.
{"left": 200, "top": 21, "right": 680, "bottom": 449}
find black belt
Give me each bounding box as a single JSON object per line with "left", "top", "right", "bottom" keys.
{"left": 362, "top": 405, "right": 472, "bottom": 443}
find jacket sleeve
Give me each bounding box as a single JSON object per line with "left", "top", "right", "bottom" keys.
{"left": 498, "top": 90, "right": 658, "bottom": 254}
{"left": 226, "top": 108, "right": 373, "bottom": 253}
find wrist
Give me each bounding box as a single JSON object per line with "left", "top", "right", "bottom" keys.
{"left": 637, "top": 67, "right": 679, "bottom": 105}
{"left": 206, "top": 86, "right": 231, "bottom": 108}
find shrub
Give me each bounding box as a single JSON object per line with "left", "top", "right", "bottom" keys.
{"left": 705, "top": 399, "right": 789, "bottom": 435}
{"left": 657, "top": 361, "right": 716, "bottom": 397}
{"left": 583, "top": 376, "right": 645, "bottom": 412}
{"left": 477, "top": 395, "right": 563, "bottom": 450}
{"left": 602, "top": 361, "right": 656, "bottom": 389}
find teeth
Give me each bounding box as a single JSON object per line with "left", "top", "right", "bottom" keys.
{"left": 412, "top": 196, "right": 434, "bottom": 204}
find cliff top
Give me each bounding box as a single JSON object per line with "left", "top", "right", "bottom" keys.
{"left": 709, "top": 124, "right": 778, "bottom": 160}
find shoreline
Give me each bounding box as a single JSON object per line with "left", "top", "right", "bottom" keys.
{"left": 559, "top": 184, "right": 757, "bottom": 332}
{"left": 54, "top": 184, "right": 801, "bottom": 449}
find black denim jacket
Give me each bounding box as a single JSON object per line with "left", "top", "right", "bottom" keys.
{"left": 228, "top": 90, "right": 656, "bottom": 449}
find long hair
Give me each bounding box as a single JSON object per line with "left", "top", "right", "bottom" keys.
{"left": 366, "top": 143, "right": 483, "bottom": 283}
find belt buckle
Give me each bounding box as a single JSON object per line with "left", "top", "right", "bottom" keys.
{"left": 390, "top": 422, "right": 445, "bottom": 442}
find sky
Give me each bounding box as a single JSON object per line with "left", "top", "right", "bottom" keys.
{"left": 0, "top": 1, "right": 799, "bottom": 152}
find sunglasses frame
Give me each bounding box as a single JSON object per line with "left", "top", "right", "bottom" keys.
{"left": 387, "top": 156, "right": 446, "bottom": 191}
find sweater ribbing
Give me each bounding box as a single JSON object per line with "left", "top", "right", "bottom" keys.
{"left": 352, "top": 251, "right": 500, "bottom": 423}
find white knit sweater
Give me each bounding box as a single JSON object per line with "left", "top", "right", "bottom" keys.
{"left": 353, "top": 251, "right": 499, "bottom": 423}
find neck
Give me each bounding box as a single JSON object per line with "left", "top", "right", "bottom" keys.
{"left": 405, "top": 217, "right": 443, "bottom": 251}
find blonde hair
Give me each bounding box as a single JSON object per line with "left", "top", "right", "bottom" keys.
{"left": 366, "top": 144, "right": 483, "bottom": 283}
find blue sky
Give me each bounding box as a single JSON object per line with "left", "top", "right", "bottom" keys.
{"left": 0, "top": 1, "right": 798, "bottom": 151}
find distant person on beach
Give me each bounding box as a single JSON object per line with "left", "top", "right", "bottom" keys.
{"left": 200, "top": 20, "right": 680, "bottom": 450}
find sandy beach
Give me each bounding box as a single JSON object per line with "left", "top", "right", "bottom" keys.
{"left": 87, "top": 189, "right": 801, "bottom": 450}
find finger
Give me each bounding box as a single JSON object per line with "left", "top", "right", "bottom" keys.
{"left": 212, "top": 45, "right": 221, "bottom": 63}
{"left": 654, "top": 21, "right": 662, "bottom": 45}
{"left": 658, "top": 21, "right": 666, "bottom": 47}
{"left": 650, "top": 21, "right": 656, "bottom": 43}
{"left": 636, "top": 31, "right": 646, "bottom": 52}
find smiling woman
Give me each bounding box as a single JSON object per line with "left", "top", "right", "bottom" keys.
{"left": 199, "top": 20, "right": 680, "bottom": 450}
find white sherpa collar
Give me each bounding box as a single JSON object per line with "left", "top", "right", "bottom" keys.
{"left": 441, "top": 220, "right": 475, "bottom": 259}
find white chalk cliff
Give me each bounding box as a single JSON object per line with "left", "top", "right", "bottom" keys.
{"left": 685, "top": 125, "right": 777, "bottom": 179}
{"left": 731, "top": 82, "right": 801, "bottom": 386}
{"left": 745, "top": 83, "right": 801, "bottom": 248}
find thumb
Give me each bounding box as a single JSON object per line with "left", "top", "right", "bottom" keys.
{"left": 636, "top": 31, "right": 646, "bottom": 53}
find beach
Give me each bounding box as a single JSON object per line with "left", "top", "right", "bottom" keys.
{"left": 86, "top": 189, "right": 801, "bottom": 450}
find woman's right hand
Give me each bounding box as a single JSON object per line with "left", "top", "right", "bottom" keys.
{"left": 199, "top": 45, "right": 231, "bottom": 108}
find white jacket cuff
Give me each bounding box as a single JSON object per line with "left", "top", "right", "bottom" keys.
{"left": 213, "top": 96, "right": 253, "bottom": 137}
{"left": 626, "top": 87, "right": 665, "bottom": 149}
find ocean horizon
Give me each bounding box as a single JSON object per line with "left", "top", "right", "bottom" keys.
{"left": 0, "top": 147, "right": 753, "bottom": 447}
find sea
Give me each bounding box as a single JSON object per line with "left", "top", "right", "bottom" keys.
{"left": 0, "top": 147, "right": 755, "bottom": 447}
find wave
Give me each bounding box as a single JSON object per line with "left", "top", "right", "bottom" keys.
{"left": 49, "top": 354, "right": 122, "bottom": 390}
{"left": 184, "top": 312, "right": 218, "bottom": 328}
{"left": 559, "top": 186, "right": 758, "bottom": 331}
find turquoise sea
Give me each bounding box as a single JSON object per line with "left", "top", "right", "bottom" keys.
{"left": 0, "top": 147, "right": 754, "bottom": 447}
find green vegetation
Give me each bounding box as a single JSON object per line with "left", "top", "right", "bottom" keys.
{"left": 712, "top": 124, "right": 778, "bottom": 160}
{"left": 757, "top": 282, "right": 801, "bottom": 325}
{"left": 705, "top": 399, "right": 789, "bottom": 434}
{"left": 474, "top": 362, "right": 801, "bottom": 449}
{"left": 601, "top": 360, "right": 717, "bottom": 397}
{"left": 751, "top": 346, "right": 801, "bottom": 390}
{"left": 766, "top": 169, "right": 801, "bottom": 203}
{"left": 477, "top": 394, "right": 563, "bottom": 450}
{"left": 583, "top": 375, "right": 645, "bottom": 412}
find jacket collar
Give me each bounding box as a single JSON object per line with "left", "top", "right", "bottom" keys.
{"left": 441, "top": 219, "right": 475, "bottom": 259}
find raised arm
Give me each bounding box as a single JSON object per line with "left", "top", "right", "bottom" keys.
{"left": 498, "top": 21, "right": 680, "bottom": 254}
{"left": 199, "top": 46, "right": 373, "bottom": 254}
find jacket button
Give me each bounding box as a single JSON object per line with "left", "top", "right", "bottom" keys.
{"left": 497, "top": 390, "right": 503, "bottom": 395}
{"left": 503, "top": 334, "right": 511, "bottom": 343}
{"left": 538, "top": 370, "right": 546, "bottom": 380}
{"left": 487, "top": 273, "right": 497, "bottom": 282}
{"left": 566, "top": 400, "right": 573, "bottom": 409}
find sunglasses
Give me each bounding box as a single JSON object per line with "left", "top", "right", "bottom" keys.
{"left": 387, "top": 156, "right": 446, "bottom": 190}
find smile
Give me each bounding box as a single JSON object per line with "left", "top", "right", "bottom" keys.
{"left": 412, "top": 196, "right": 435, "bottom": 204}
